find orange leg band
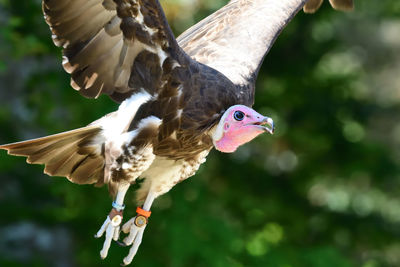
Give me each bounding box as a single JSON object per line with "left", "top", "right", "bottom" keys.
{"left": 136, "top": 206, "right": 151, "bottom": 218}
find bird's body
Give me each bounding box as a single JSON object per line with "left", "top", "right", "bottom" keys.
{"left": 0, "top": 0, "right": 353, "bottom": 264}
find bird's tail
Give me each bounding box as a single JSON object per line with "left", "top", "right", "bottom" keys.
{"left": 0, "top": 125, "right": 106, "bottom": 185}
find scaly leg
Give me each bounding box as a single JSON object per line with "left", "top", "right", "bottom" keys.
{"left": 120, "top": 190, "right": 156, "bottom": 266}
{"left": 95, "top": 183, "right": 130, "bottom": 259}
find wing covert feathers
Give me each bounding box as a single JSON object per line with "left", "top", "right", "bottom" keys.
{"left": 43, "top": 0, "right": 187, "bottom": 103}
{"left": 0, "top": 126, "right": 105, "bottom": 185}
{"left": 177, "top": 0, "right": 308, "bottom": 90}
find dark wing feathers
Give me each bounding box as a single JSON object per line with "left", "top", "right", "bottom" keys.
{"left": 43, "top": 0, "right": 188, "bottom": 102}
{"left": 303, "top": 0, "right": 324, "bottom": 13}
{"left": 329, "top": 0, "right": 354, "bottom": 11}
{"left": 43, "top": 0, "right": 354, "bottom": 104}
{"left": 304, "top": 0, "right": 354, "bottom": 13}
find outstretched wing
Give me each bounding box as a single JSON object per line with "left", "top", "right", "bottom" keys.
{"left": 177, "top": 0, "right": 353, "bottom": 89}
{"left": 177, "top": 0, "right": 307, "bottom": 88}
{"left": 43, "top": 0, "right": 187, "bottom": 102}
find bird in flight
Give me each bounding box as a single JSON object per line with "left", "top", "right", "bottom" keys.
{"left": 0, "top": 0, "right": 353, "bottom": 265}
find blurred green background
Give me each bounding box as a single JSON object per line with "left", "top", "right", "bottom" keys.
{"left": 1, "top": 0, "right": 400, "bottom": 266}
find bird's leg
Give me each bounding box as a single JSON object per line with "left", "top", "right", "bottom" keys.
{"left": 120, "top": 190, "right": 156, "bottom": 266}
{"left": 95, "top": 182, "right": 130, "bottom": 259}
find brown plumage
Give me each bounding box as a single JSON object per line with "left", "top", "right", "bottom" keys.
{"left": 21, "top": 0, "right": 241, "bottom": 196}
{"left": 2, "top": 0, "right": 355, "bottom": 190}
{"left": 0, "top": 0, "right": 353, "bottom": 264}
{"left": 0, "top": 126, "right": 103, "bottom": 184}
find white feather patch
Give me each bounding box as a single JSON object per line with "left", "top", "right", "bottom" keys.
{"left": 136, "top": 116, "right": 162, "bottom": 130}
{"left": 108, "top": 115, "right": 162, "bottom": 151}
{"left": 93, "top": 90, "right": 152, "bottom": 142}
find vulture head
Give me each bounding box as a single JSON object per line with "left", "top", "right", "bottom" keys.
{"left": 211, "top": 105, "right": 274, "bottom": 153}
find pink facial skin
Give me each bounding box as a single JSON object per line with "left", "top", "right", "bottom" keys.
{"left": 214, "top": 105, "right": 274, "bottom": 153}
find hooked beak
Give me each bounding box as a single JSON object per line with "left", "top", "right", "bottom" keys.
{"left": 253, "top": 116, "right": 274, "bottom": 134}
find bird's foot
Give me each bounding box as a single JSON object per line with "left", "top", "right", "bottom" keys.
{"left": 118, "top": 207, "right": 151, "bottom": 266}
{"left": 94, "top": 208, "right": 123, "bottom": 259}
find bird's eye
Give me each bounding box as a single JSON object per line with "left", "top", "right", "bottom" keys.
{"left": 233, "top": 110, "right": 245, "bottom": 121}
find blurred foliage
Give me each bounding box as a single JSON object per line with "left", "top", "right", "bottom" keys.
{"left": 1, "top": 0, "right": 400, "bottom": 266}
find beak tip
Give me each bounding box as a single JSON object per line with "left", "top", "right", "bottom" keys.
{"left": 270, "top": 127, "right": 275, "bottom": 134}
{"left": 257, "top": 116, "right": 275, "bottom": 134}
{"left": 266, "top": 117, "right": 274, "bottom": 134}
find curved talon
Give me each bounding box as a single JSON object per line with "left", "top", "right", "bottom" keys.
{"left": 96, "top": 208, "right": 124, "bottom": 260}
{"left": 116, "top": 240, "right": 128, "bottom": 247}
{"left": 115, "top": 207, "right": 151, "bottom": 265}
{"left": 122, "top": 228, "right": 145, "bottom": 265}
{"left": 116, "top": 191, "right": 156, "bottom": 265}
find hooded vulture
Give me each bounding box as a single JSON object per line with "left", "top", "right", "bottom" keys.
{"left": 0, "top": 0, "right": 353, "bottom": 265}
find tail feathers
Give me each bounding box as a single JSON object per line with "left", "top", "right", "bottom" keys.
{"left": 0, "top": 126, "right": 105, "bottom": 185}
{"left": 304, "top": 0, "right": 353, "bottom": 14}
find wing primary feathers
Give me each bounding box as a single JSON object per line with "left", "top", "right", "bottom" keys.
{"left": 304, "top": 0, "right": 354, "bottom": 13}
{"left": 329, "top": 0, "right": 354, "bottom": 11}
{"left": 43, "top": 0, "right": 191, "bottom": 103}
{"left": 303, "top": 0, "right": 323, "bottom": 13}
